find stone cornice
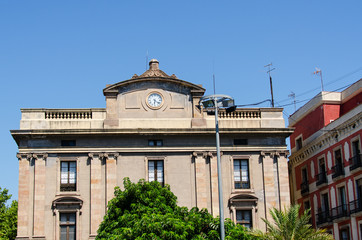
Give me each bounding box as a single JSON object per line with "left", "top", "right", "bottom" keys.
{"left": 289, "top": 112, "right": 361, "bottom": 166}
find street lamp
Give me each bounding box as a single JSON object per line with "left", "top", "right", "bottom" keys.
{"left": 199, "top": 94, "right": 235, "bottom": 240}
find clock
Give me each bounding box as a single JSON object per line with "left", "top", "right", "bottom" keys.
{"left": 147, "top": 92, "right": 163, "bottom": 109}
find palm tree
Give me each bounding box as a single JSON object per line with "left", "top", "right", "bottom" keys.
{"left": 251, "top": 205, "right": 333, "bottom": 240}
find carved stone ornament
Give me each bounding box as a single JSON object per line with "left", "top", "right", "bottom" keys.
{"left": 32, "top": 153, "right": 48, "bottom": 160}
{"left": 138, "top": 69, "right": 174, "bottom": 78}
{"left": 16, "top": 153, "right": 32, "bottom": 161}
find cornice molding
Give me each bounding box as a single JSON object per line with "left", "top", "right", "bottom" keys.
{"left": 289, "top": 112, "right": 361, "bottom": 166}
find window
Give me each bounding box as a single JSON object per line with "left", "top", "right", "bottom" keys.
{"left": 61, "top": 162, "right": 76, "bottom": 191}
{"left": 340, "top": 227, "right": 350, "bottom": 240}
{"left": 333, "top": 149, "right": 344, "bottom": 178}
{"left": 61, "top": 140, "right": 76, "bottom": 146}
{"left": 304, "top": 200, "right": 311, "bottom": 211}
{"left": 317, "top": 157, "right": 327, "bottom": 185}
{"left": 148, "top": 160, "right": 164, "bottom": 186}
{"left": 148, "top": 140, "right": 163, "bottom": 147}
{"left": 296, "top": 137, "right": 303, "bottom": 150}
{"left": 301, "top": 167, "right": 309, "bottom": 194}
{"left": 60, "top": 213, "right": 76, "bottom": 240}
{"left": 352, "top": 139, "right": 361, "bottom": 157}
{"left": 322, "top": 193, "right": 329, "bottom": 212}
{"left": 236, "top": 210, "right": 252, "bottom": 228}
{"left": 234, "top": 159, "right": 250, "bottom": 189}
{"left": 233, "top": 139, "right": 248, "bottom": 146}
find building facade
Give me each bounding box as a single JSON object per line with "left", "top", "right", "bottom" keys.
{"left": 289, "top": 79, "right": 362, "bottom": 240}
{"left": 12, "top": 59, "right": 292, "bottom": 240}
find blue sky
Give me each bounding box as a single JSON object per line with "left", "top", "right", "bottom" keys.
{"left": 1, "top": 1, "right": 361, "bottom": 200}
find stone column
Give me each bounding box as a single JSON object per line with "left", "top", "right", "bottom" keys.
{"left": 89, "top": 153, "right": 104, "bottom": 237}
{"left": 105, "top": 153, "right": 119, "bottom": 206}
{"left": 16, "top": 153, "right": 32, "bottom": 238}
{"left": 33, "top": 153, "right": 48, "bottom": 237}
{"left": 193, "top": 152, "right": 208, "bottom": 210}
{"left": 208, "top": 152, "right": 219, "bottom": 217}
{"left": 277, "top": 151, "right": 291, "bottom": 208}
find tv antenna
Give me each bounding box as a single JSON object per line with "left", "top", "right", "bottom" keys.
{"left": 264, "top": 63, "right": 275, "bottom": 107}
{"left": 146, "top": 50, "right": 149, "bottom": 70}
{"left": 288, "top": 91, "right": 296, "bottom": 111}
{"left": 313, "top": 67, "right": 324, "bottom": 91}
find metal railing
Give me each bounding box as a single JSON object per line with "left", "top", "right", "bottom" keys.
{"left": 301, "top": 180, "right": 309, "bottom": 195}
{"left": 316, "top": 171, "right": 327, "bottom": 186}
{"left": 349, "top": 154, "right": 362, "bottom": 171}
{"left": 316, "top": 199, "right": 362, "bottom": 225}
{"left": 332, "top": 163, "right": 344, "bottom": 179}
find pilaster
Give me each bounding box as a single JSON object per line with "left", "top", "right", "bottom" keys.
{"left": 208, "top": 151, "right": 219, "bottom": 217}
{"left": 193, "top": 151, "right": 208, "bottom": 210}
{"left": 276, "top": 151, "right": 291, "bottom": 208}
{"left": 16, "top": 153, "right": 32, "bottom": 238}
{"left": 32, "top": 153, "right": 48, "bottom": 238}
{"left": 104, "top": 153, "right": 119, "bottom": 206}
{"left": 88, "top": 153, "right": 104, "bottom": 237}
{"left": 261, "top": 151, "right": 277, "bottom": 221}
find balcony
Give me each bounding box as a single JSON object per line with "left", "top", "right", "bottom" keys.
{"left": 349, "top": 154, "right": 362, "bottom": 171}
{"left": 330, "top": 204, "right": 349, "bottom": 220}
{"left": 316, "top": 171, "right": 327, "bottom": 186}
{"left": 316, "top": 210, "right": 330, "bottom": 225}
{"left": 332, "top": 163, "right": 344, "bottom": 179}
{"left": 316, "top": 200, "right": 362, "bottom": 226}
{"left": 300, "top": 180, "right": 309, "bottom": 195}
{"left": 349, "top": 198, "right": 362, "bottom": 214}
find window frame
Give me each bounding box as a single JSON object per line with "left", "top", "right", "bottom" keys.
{"left": 295, "top": 136, "right": 303, "bottom": 151}
{"left": 58, "top": 157, "right": 78, "bottom": 193}
{"left": 148, "top": 139, "right": 163, "bottom": 147}
{"left": 232, "top": 156, "right": 251, "bottom": 191}
{"left": 235, "top": 209, "right": 253, "bottom": 229}
{"left": 59, "top": 212, "right": 76, "bottom": 240}
{"left": 146, "top": 156, "right": 166, "bottom": 186}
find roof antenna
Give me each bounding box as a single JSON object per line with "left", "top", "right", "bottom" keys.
{"left": 288, "top": 91, "right": 296, "bottom": 111}
{"left": 213, "top": 59, "right": 216, "bottom": 95}
{"left": 313, "top": 67, "right": 324, "bottom": 92}
{"left": 264, "top": 63, "right": 275, "bottom": 107}
{"left": 146, "top": 50, "right": 149, "bottom": 70}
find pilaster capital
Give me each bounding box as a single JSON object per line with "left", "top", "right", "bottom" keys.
{"left": 192, "top": 151, "right": 207, "bottom": 158}
{"left": 88, "top": 152, "right": 104, "bottom": 159}
{"left": 16, "top": 153, "right": 32, "bottom": 161}
{"left": 32, "top": 153, "right": 48, "bottom": 160}
{"left": 260, "top": 151, "right": 266, "bottom": 157}
{"left": 103, "top": 152, "right": 119, "bottom": 160}
{"left": 207, "top": 151, "right": 223, "bottom": 158}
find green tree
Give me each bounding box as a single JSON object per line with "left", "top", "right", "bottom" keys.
{"left": 251, "top": 205, "right": 333, "bottom": 240}
{"left": 96, "top": 178, "right": 252, "bottom": 240}
{"left": 0, "top": 187, "right": 18, "bottom": 240}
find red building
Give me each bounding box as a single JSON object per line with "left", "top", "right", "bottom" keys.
{"left": 289, "top": 79, "right": 362, "bottom": 240}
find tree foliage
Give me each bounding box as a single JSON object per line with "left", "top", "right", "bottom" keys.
{"left": 96, "top": 178, "right": 252, "bottom": 240}
{"left": 0, "top": 187, "right": 18, "bottom": 240}
{"left": 251, "top": 205, "right": 333, "bottom": 240}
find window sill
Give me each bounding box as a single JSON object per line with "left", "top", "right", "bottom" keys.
{"left": 56, "top": 191, "right": 80, "bottom": 197}
{"left": 231, "top": 189, "right": 254, "bottom": 194}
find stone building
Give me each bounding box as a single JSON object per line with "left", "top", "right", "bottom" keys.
{"left": 11, "top": 59, "right": 292, "bottom": 240}
{"left": 288, "top": 79, "right": 362, "bottom": 240}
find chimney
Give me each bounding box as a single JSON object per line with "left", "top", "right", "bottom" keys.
{"left": 149, "top": 59, "right": 159, "bottom": 70}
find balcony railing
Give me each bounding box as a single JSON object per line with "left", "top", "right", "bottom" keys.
{"left": 316, "top": 171, "right": 327, "bottom": 186}
{"left": 349, "top": 198, "right": 362, "bottom": 214}
{"left": 301, "top": 180, "right": 309, "bottom": 195}
{"left": 316, "top": 199, "right": 362, "bottom": 225}
{"left": 316, "top": 210, "right": 330, "bottom": 225}
{"left": 330, "top": 204, "right": 349, "bottom": 220}
{"left": 332, "top": 163, "right": 344, "bottom": 179}
{"left": 349, "top": 154, "right": 362, "bottom": 171}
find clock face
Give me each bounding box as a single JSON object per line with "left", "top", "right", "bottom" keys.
{"left": 147, "top": 93, "right": 163, "bottom": 108}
